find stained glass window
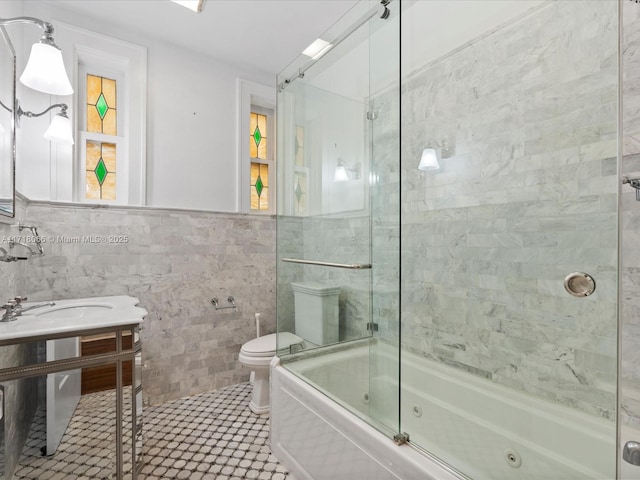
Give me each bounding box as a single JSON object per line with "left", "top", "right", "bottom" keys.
{"left": 249, "top": 109, "right": 272, "bottom": 211}
{"left": 250, "top": 112, "right": 267, "bottom": 160}
{"left": 250, "top": 162, "right": 269, "bottom": 210}
{"left": 295, "top": 125, "right": 304, "bottom": 166}
{"left": 294, "top": 170, "right": 307, "bottom": 215}
{"left": 86, "top": 141, "right": 116, "bottom": 200}
{"left": 87, "top": 74, "right": 117, "bottom": 135}
{"left": 85, "top": 74, "right": 118, "bottom": 201}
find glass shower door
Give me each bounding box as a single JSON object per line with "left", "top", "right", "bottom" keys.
{"left": 276, "top": 0, "right": 400, "bottom": 436}
{"left": 399, "top": 1, "right": 618, "bottom": 479}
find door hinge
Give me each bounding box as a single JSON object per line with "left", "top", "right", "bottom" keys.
{"left": 366, "top": 322, "right": 379, "bottom": 332}
{"left": 393, "top": 432, "right": 410, "bottom": 446}
{"left": 367, "top": 110, "right": 379, "bottom": 120}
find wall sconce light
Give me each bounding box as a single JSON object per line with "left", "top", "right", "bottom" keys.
{"left": 0, "top": 101, "right": 73, "bottom": 145}
{"left": 334, "top": 159, "right": 361, "bottom": 182}
{"left": 0, "top": 17, "right": 73, "bottom": 95}
{"left": 0, "top": 17, "right": 74, "bottom": 144}
{"left": 418, "top": 139, "right": 454, "bottom": 172}
{"left": 418, "top": 148, "right": 440, "bottom": 171}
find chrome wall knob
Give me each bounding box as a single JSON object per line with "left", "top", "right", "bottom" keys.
{"left": 563, "top": 272, "right": 596, "bottom": 297}
{"left": 623, "top": 441, "right": 640, "bottom": 466}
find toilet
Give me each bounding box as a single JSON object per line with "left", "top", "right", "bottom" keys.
{"left": 291, "top": 282, "right": 341, "bottom": 346}
{"left": 239, "top": 331, "right": 302, "bottom": 414}
{"left": 239, "top": 282, "right": 340, "bottom": 414}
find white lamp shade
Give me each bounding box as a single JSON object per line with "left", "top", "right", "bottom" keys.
{"left": 334, "top": 163, "right": 349, "bottom": 182}
{"left": 0, "top": 123, "right": 5, "bottom": 135}
{"left": 418, "top": 148, "right": 440, "bottom": 171}
{"left": 20, "top": 43, "right": 74, "bottom": 96}
{"left": 44, "top": 114, "right": 74, "bottom": 145}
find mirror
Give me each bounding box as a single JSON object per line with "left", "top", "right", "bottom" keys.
{"left": 0, "top": 26, "right": 15, "bottom": 218}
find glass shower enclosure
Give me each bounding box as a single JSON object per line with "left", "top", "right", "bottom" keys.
{"left": 276, "top": 1, "right": 619, "bottom": 479}
{"left": 276, "top": 0, "right": 400, "bottom": 436}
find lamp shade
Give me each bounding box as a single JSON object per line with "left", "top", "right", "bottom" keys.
{"left": 0, "top": 123, "right": 5, "bottom": 135}
{"left": 418, "top": 148, "right": 440, "bottom": 171}
{"left": 20, "top": 42, "right": 74, "bottom": 96}
{"left": 44, "top": 113, "right": 74, "bottom": 145}
{"left": 334, "top": 160, "right": 349, "bottom": 182}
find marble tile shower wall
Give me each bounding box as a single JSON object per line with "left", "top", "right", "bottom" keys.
{"left": 276, "top": 215, "right": 372, "bottom": 343}
{"left": 622, "top": 0, "right": 640, "bottom": 430}
{"left": 301, "top": 216, "right": 371, "bottom": 341}
{"left": 400, "top": 1, "right": 618, "bottom": 419}
{"left": 19, "top": 203, "right": 276, "bottom": 406}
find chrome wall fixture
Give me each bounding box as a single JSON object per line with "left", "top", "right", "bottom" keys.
{"left": 211, "top": 296, "right": 238, "bottom": 310}
{"left": 0, "top": 224, "right": 46, "bottom": 262}
{"left": 0, "top": 16, "right": 74, "bottom": 144}
{"left": 623, "top": 176, "right": 640, "bottom": 201}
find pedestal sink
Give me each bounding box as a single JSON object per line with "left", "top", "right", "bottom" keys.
{"left": 0, "top": 295, "right": 147, "bottom": 342}
{"left": 0, "top": 295, "right": 147, "bottom": 457}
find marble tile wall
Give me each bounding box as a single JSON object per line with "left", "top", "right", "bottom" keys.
{"left": 276, "top": 215, "right": 372, "bottom": 344}
{"left": 301, "top": 216, "right": 371, "bottom": 341}
{"left": 399, "top": 1, "right": 618, "bottom": 419}
{"left": 0, "top": 196, "right": 40, "bottom": 479}
{"left": 18, "top": 202, "right": 276, "bottom": 406}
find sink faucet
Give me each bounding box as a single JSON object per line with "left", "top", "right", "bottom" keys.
{"left": 1, "top": 296, "right": 55, "bottom": 322}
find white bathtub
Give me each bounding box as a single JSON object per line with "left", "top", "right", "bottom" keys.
{"left": 271, "top": 342, "right": 616, "bottom": 480}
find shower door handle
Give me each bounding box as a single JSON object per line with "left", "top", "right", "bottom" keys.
{"left": 281, "top": 258, "right": 372, "bottom": 269}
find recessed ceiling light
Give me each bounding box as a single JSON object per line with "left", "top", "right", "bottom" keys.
{"left": 302, "top": 38, "right": 332, "bottom": 60}
{"left": 169, "top": 0, "right": 205, "bottom": 13}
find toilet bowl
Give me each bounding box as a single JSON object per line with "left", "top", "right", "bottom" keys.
{"left": 239, "top": 331, "right": 302, "bottom": 414}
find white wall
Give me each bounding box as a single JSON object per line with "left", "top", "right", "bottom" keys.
{"left": 12, "top": 1, "right": 274, "bottom": 212}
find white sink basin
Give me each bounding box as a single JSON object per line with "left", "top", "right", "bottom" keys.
{"left": 0, "top": 295, "right": 147, "bottom": 342}
{"left": 34, "top": 304, "right": 113, "bottom": 320}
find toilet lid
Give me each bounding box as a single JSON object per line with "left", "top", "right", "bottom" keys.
{"left": 241, "top": 332, "right": 303, "bottom": 357}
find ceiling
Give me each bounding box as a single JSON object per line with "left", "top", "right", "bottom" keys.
{"left": 40, "top": 0, "right": 360, "bottom": 77}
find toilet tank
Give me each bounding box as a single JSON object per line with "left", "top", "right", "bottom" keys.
{"left": 291, "top": 282, "right": 340, "bottom": 346}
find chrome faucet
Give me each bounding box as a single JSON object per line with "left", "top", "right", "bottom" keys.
{"left": 1, "top": 296, "right": 55, "bottom": 322}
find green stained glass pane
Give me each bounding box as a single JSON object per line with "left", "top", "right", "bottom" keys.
{"left": 95, "top": 158, "right": 108, "bottom": 186}
{"left": 255, "top": 175, "right": 263, "bottom": 197}
{"left": 96, "top": 93, "right": 109, "bottom": 120}
{"left": 295, "top": 181, "right": 302, "bottom": 203}
{"left": 252, "top": 126, "right": 262, "bottom": 147}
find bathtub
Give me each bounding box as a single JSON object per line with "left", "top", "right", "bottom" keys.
{"left": 271, "top": 341, "right": 616, "bottom": 480}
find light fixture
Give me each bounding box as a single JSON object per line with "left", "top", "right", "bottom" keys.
{"left": 170, "top": 0, "right": 206, "bottom": 13}
{"left": 15, "top": 101, "right": 74, "bottom": 145}
{"left": 418, "top": 139, "right": 455, "bottom": 171}
{"left": 418, "top": 148, "right": 440, "bottom": 171}
{"left": 302, "top": 38, "right": 333, "bottom": 60}
{"left": 334, "top": 159, "right": 349, "bottom": 182}
{"left": 0, "top": 17, "right": 73, "bottom": 95}
{"left": 334, "top": 159, "right": 361, "bottom": 182}
{"left": 0, "top": 17, "right": 74, "bottom": 144}
{"left": 43, "top": 107, "right": 73, "bottom": 145}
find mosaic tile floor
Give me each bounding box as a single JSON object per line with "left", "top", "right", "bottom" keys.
{"left": 13, "top": 383, "right": 296, "bottom": 480}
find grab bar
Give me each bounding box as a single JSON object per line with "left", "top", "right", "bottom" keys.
{"left": 281, "top": 258, "right": 372, "bottom": 270}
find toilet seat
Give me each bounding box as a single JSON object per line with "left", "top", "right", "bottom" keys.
{"left": 240, "top": 332, "right": 303, "bottom": 357}
{"left": 239, "top": 332, "right": 304, "bottom": 414}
